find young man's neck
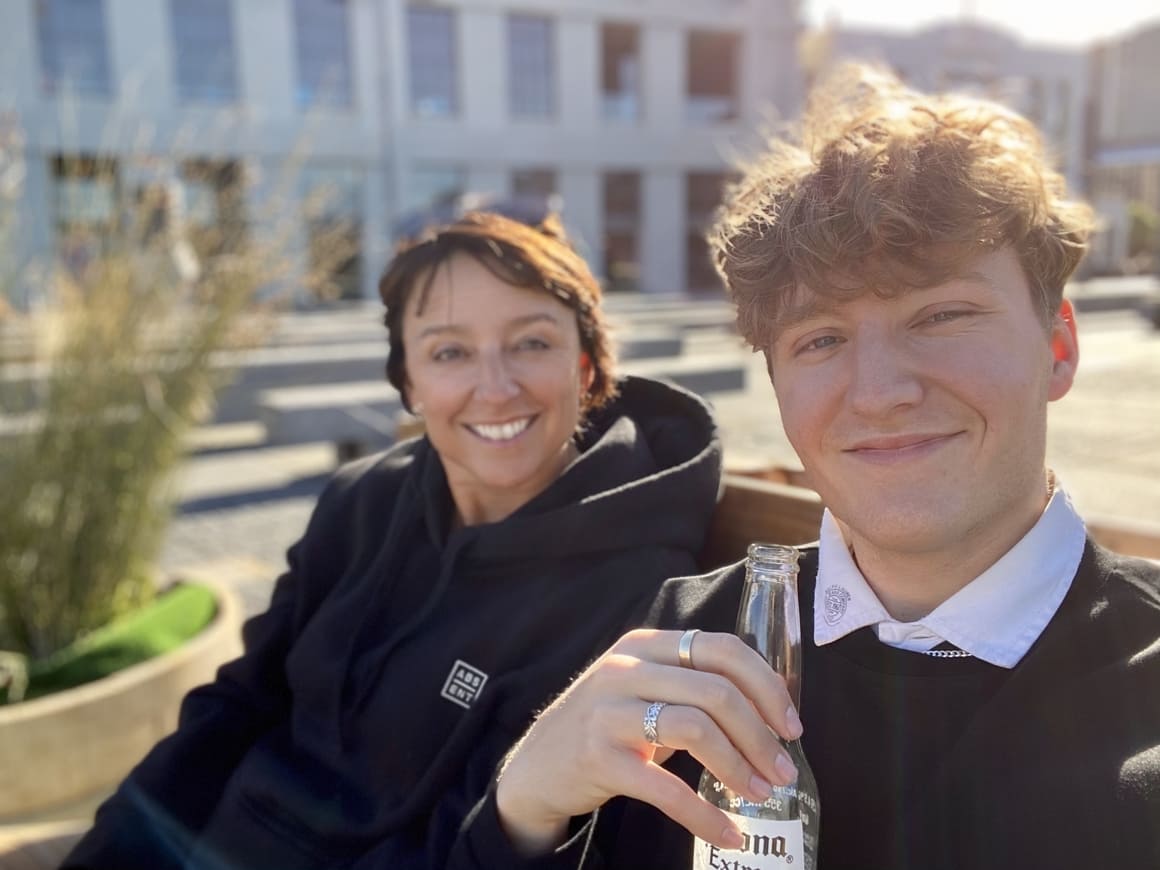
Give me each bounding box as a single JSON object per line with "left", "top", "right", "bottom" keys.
{"left": 841, "top": 476, "right": 1055, "bottom": 622}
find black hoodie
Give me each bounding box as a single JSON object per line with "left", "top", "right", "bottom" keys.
{"left": 64, "top": 376, "right": 723, "bottom": 870}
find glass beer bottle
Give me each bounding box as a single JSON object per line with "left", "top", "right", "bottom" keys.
{"left": 693, "top": 543, "right": 820, "bottom": 870}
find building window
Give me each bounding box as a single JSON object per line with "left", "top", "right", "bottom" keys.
{"left": 292, "top": 0, "right": 354, "bottom": 109}
{"left": 178, "top": 159, "right": 246, "bottom": 258}
{"left": 402, "top": 166, "right": 467, "bottom": 214}
{"left": 686, "top": 31, "right": 739, "bottom": 124}
{"left": 512, "top": 168, "right": 556, "bottom": 201}
{"left": 602, "top": 23, "right": 641, "bottom": 122}
{"left": 301, "top": 166, "right": 363, "bottom": 300}
{"left": 36, "top": 0, "right": 112, "bottom": 98}
{"left": 508, "top": 15, "right": 555, "bottom": 119}
{"left": 603, "top": 171, "right": 640, "bottom": 292}
{"left": 1053, "top": 79, "right": 1071, "bottom": 141}
{"left": 51, "top": 154, "right": 119, "bottom": 273}
{"left": 170, "top": 0, "right": 238, "bottom": 104}
{"left": 686, "top": 172, "right": 730, "bottom": 292}
{"left": 407, "top": 6, "right": 458, "bottom": 118}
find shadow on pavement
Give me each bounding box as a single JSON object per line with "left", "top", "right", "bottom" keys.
{"left": 176, "top": 473, "right": 330, "bottom": 515}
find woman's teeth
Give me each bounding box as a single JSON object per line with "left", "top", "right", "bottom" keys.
{"left": 469, "top": 418, "right": 532, "bottom": 441}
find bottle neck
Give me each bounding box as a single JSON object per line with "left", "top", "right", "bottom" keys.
{"left": 737, "top": 556, "right": 802, "bottom": 709}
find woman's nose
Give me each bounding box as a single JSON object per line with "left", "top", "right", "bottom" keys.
{"left": 474, "top": 352, "right": 520, "bottom": 401}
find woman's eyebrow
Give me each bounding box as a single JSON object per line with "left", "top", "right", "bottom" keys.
{"left": 417, "top": 312, "right": 561, "bottom": 341}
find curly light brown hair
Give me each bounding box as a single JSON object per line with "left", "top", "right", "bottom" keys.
{"left": 709, "top": 64, "right": 1095, "bottom": 347}
{"left": 378, "top": 211, "right": 617, "bottom": 414}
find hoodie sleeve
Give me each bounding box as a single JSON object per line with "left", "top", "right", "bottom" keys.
{"left": 61, "top": 469, "right": 367, "bottom": 870}
{"left": 445, "top": 788, "right": 600, "bottom": 870}
{"left": 333, "top": 718, "right": 590, "bottom": 870}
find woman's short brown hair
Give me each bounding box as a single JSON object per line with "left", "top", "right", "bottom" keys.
{"left": 378, "top": 211, "right": 617, "bottom": 414}
{"left": 709, "top": 63, "right": 1095, "bottom": 346}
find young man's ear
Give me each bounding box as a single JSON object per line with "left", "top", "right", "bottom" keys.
{"left": 1048, "top": 299, "right": 1079, "bottom": 401}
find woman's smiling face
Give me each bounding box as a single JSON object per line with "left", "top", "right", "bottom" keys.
{"left": 402, "top": 252, "right": 590, "bottom": 524}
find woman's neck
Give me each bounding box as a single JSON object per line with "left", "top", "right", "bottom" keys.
{"left": 450, "top": 440, "right": 580, "bottom": 527}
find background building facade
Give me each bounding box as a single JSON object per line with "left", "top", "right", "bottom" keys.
{"left": 0, "top": 0, "right": 803, "bottom": 305}
{"left": 4, "top": 1, "right": 1158, "bottom": 308}
{"left": 824, "top": 22, "right": 1089, "bottom": 197}
{"left": 1087, "top": 22, "right": 1160, "bottom": 272}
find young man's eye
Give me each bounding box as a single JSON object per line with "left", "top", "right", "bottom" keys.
{"left": 798, "top": 334, "right": 842, "bottom": 354}
{"left": 925, "top": 309, "right": 970, "bottom": 324}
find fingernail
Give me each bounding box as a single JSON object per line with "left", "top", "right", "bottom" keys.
{"left": 721, "top": 824, "right": 745, "bottom": 849}
{"left": 785, "top": 705, "right": 803, "bottom": 739}
{"left": 749, "top": 774, "right": 773, "bottom": 801}
{"left": 775, "top": 753, "right": 798, "bottom": 783}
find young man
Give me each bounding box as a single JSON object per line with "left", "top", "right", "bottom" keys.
{"left": 450, "top": 65, "right": 1160, "bottom": 870}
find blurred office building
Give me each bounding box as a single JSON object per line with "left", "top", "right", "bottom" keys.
{"left": 0, "top": 0, "right": 802, "bottom": 305}
{"left": 1086, "top": 22, "right": 1160, "bottom": 273}
{"left": 816, "top": 21, "right": 1089, "bottom": 200}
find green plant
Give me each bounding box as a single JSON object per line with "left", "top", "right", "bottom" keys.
{"left": 5, "top": 581, "right": 217, "bottom": 703}
{"left": 0, "top": 128, "right": 356, "bottom": 692}
{"left": 1128, "top": 200, "right": 1160, "bottom": 259}
{"left": 0, "top": 240, "right": 261, "bottom": 664}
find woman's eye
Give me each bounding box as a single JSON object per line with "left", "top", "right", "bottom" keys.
{"left": 432, "top": 346, "right": 466, "bottom": 362}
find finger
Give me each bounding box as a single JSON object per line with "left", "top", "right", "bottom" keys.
{"left": 647, "top": 701, "right": 785, "bottom": 803}
{"left": 596, "top": 694, "right": 779, "bottom": 802}
{"left": 596, "top": 656, "right": 796, "bottom": 788}
{"left": 613, "top": 752, "right": 747, "bottom": 850}
{"left": 621, "top": 630, "right": 803, "bottom": 742}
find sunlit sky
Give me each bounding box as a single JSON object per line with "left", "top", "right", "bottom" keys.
{"left": 805, "top": 0, "right": 1160, "bottom": 47}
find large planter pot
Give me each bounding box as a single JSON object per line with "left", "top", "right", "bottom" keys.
{"left": 0, "top": 581, "right": 244, "bottom": 822}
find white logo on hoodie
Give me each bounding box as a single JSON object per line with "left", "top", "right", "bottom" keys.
{"left": 440, "top": 659, "right": 489, "bottom": 709}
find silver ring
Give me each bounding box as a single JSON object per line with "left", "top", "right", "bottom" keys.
{"left": 642, "top": 701, "right": 667, "bottom": 745}
{"left": 677, "top": 629, "right": 700, "bottom": 670}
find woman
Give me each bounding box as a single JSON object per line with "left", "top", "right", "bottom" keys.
{"left": 63, "top": 211, "right": 723, "bottom": 869}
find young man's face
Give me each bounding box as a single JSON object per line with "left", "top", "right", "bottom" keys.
{"left": 766, "top": 247, "right": 1079, "bottom": 566}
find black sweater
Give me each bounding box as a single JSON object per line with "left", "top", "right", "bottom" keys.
{"left": 455, "top": 540, "right": 1160, "bottom": 870}
{"left": 63, "top": 376, "right": 723, "bottom": 870}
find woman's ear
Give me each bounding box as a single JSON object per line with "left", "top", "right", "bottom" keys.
{"left": 402, "top": 375, "right": 422, "bottom": 417}
{"left": 579, "top": 352, "right": 595, "bottom": 392}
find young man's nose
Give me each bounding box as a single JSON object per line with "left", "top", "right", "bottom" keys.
{"left": 846, "top": 333, "right": 923, "bottom": 417}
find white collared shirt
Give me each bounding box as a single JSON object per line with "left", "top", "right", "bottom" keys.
{"left": 813, "top": 482, "right": 1087, "bottom": 668}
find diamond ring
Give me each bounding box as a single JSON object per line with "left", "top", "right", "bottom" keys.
{"left": 642, "top": 701, "right": 667, "bottom": 745}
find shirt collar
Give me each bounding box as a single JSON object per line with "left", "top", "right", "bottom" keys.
{"left": 813, "top": 482, "right": 1087, "bottom": 668}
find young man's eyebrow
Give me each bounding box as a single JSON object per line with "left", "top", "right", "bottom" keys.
{"left": 773, "top": 297, "right": 843, "bottom": 333}
{"left": 772, "top": 269, "right": 999, "bottom": 335}
{"left": 952, "top": 270, "right": 1000, "bottom": 291}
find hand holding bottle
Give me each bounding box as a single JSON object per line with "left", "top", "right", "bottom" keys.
{"left": 693, "top": 545, "right": 820, "bottom": 870}
{"left": 494, "top": 627, "right": 803, "bottom": 857}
